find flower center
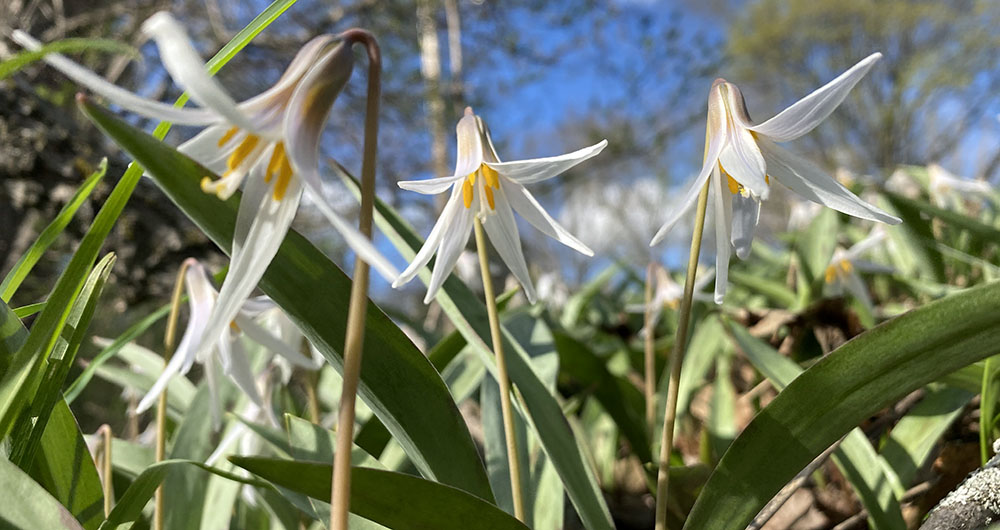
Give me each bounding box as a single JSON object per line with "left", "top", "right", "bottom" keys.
{"left": 462, "top": 163, "right": 500, "bottom": 210}
{"left": 201, "top": 127, "right": 294, "bottom": 201}
{"left": 720, "top": 162, "right": 770, "bottom": 196}
{"left": 824, "top": 259, "right": 853, "bottom": 284}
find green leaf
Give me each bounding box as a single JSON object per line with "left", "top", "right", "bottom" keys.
{"left": 97, "top": 459, "right": 266, "bottom": 530}
{"left": 0, "top": 41, "right": 135, "bottom": 81}
{"left": 1, "top": 160, "right": 107, "bottom": 302}
{"left": 981, "top": 355, "right": 1000, "bottom": 463}
{"left": 341, "top": 169, "right": 615, "bottom": 529}
{"left": 687, "top": 282, "right": 1000, "bottom": 529}
{"left": 78, "top": 101, "right": 493, "bottom": 502}
{"left": 796, "top": 208, "right": 838, "bottom": 289}
{"left": 0, "top": 457, "right": 84, "bottom": 529}
{"left": 231, "top": 457, "right": 530, "bottom": 530}
{"left": 725, "top": 320, "right": 906, "bottom": 530}
{"left": 883, "top": 195, "right": 947, "bottom": 282}
{"left": 884, "top": 191, "right": 1000, "bottom": 245}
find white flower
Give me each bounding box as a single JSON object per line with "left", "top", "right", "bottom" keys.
{"left": 824, "top": 228, "right": 893, "bottom": 312}
{"left": 393, "top": 107, "right": 607, "bottom": 303}
{"left": 927, "top": 164, "right": 994, "bottom": 210}
{"left": 135, "top": 259, "right": 315, "bottom": 426}
{"left": 649, "top": 53, "right": 901, "bottom": 303}
{"left": 13, "top": 12, "right": 398, "bottom": 374}
{"left": 626, "top": 266, "right": 712, "bottom": 335}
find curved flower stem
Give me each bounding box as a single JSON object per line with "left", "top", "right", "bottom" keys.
{"left": 96, "top": 423, "right": 113, "bottom": 517}
{"left": 474, "top": 215, "right": 526, "bottom": 521}
{"left": 644, "top": 261, "right": 657, "bottom": 434}
{"left": 330, "top": 29, "right": 381, "bottom": 530}
{"left": 654, "top": 179, "right": 710, "bottom": 530}
{"left": 155, "top": 259, "right": 190, "bottom": 530}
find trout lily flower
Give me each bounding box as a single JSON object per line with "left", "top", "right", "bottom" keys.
{"left": 393, "top": 108, "right": 607, "bottom": 303}
{"left": 825, "top": 228, "right": 893, "bottom": 312}
{"left": 650, "top": 53, "right": 900, "bottom": 303}
{"left": 927, "top": 164, "right": 994, "bottom": 210}
{"left": 14, "top": 11, "right": 398, "bottom": 370}
{"left": 135, "top": 259, "right": 315, "bottom": 426}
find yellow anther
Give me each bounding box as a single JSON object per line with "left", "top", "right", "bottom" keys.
{"left": 839, "top": 260, "right": 853, "bottom": 274}
{"left": 482, "top": 164, "right": 500, "bottom": 189}
{"left": 227, "top": 134, "right": 260, "bottom": 171}
{"left": 229, "top": 320, "right": 241, "bottom": 332}
{"left": 217, "top": 126, "right": 239, "bottom": 147}
{"left": 765, "top": 174, "right": 771, "bottom": 185}
{"left": 265, "top": 142, "right": 286, "bottom": 183}
{"left": 667, "top": 299, "right": 680, "bottom": 310}
{"left": 727, "top": 174, "right": 741, "bottom": 195}
{"left": 484, "top": 184, "right": 496, "bottom": 210}
{"left": 463, "top": 178, "right": 474, "bottom": 208}
{"left": 200, "top": 176, "right": 214, "bottom": 193}
{"left": 824, "top": 265, "right": 837, "bottom": 284}
{"left": 273, "top": 155, "right": 294, "bottom": 201}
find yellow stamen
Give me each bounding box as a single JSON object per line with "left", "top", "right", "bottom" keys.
{"left": 229, "top": 320, "right": 241, "bottom": 332}
{"left": 765, "top": 174, "right": 771, "bottom": 185}
{"left": 484, "top": 184, "right": 495, "bottom": 209}
{"left": 265, "top": 142, "right": 286, "bottom": 183}
{"left": 824, "top": 265, "right": 837, "bottom": 284}
{"left": 227, "top": 134, "right": 260, "bottom": 171}
{"left": 463, "top": 178, "right": 474, "bottom": 208}
{"left": 482, "top": 164, "right": 500, "bottom": 189}
{"left": 839, "top": 260, "right": 853, "bottom": 274}
{"left": 726, "top": 174, "right": 741, "bottom": 195}
{"left": 217, "top": 127, "right": 239, "bottom": 147}
{"left": 667, "top": 299, "right": 680, "bottom": 310}
{"left": 273, "top": 153, "right": 294, "bottom": 201}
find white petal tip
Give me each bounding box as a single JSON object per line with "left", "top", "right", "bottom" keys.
{"left": 141, "top": 11, "right": 177, "bottom": 35}
{"left": 736, "top": 248, "right": 750, "bottom": 260}
{"left": 885, "top": 216, "right": 902, "bottom": 225}
{"left": 713, "top": 294, "right": 724, "bottom": 304}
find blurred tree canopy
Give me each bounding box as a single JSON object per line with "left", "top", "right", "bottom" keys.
{"left": 728, "top": 0, "right": 1000, "bottom": 177}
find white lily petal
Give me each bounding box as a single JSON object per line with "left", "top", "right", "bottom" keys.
{"left": 194, "top": 176, "right": 303, "bottom": 370}
{"left": 453, "top": 112, "right": 485, "bottom": 178}
{"left": 176, "top": 260, "right": 218, "bottom": 375}
{"left": 135, "top": 346, "right": 189, "bottom": 414}
{"left": 205, "top": 423, "right": 246, "bottom": 466}
{"left": 424, "top": 203, "right": 475, "bottom": 304}
{"left": 750, "top": 53, "right": 882, "bottom": 141}
{"left": 501, "top": 179, "right": 593, "bottom": 256}
{"left": 397, "top": 174, "right": 466, "bottom": 195}
{"left": 844, "top": 229, "right": 887, "bottom": 260}
{"left": 240, "top": 295, "right": 277, "bottom": 316}
{"left": 141, "top": 13, "right": 256, "bottom": 131}
{"left": 300, "top": 181, "right": 399, "bottom": 282}
{"left": 843, "top": 271, "right": 874, "bottom": 314}
{"left": 235, "top": 315, "right": 314, "bottom": 368}
{"left": 481, "top": 190, "right": 537, "bottom": 304}
{"left": 177, "top": 125, "right": 234, "bottom": 173}
{"left": 221, "top": 337, "right": 264, "bottom": 407}
{"left": 712, "top": 169, "right": 733, "bottom": 304}
{"left": 851, "top": 260, "right": 894, "bottom": 275}
{"left": 718, "top": 126, "right": 768, "bottom": 199}
{"left": 204, "top": 353, "right": 223, "bottom": 429}
{"left": 730, "top": 193, "right": 760, "bottom": 259}
{"left": 484, "top": 140, "right": 608, "bottom": 185}
{"left": 232, "top": 162, "right": 271, "bottom": 263}
{"left": 238, "top": 35, "right": 336, "bottom": 114}
{"left": 282, "top": 43, "right": 353, "bottom": 182}
{"left": 759, "top": 138, "right": 901, "bottom": 224}
{"left": 394, "top": 188, "right": 463, "bottom": 287}
{"left": 650, "top": 126, "right": 726, "bottom": 246}
{"left": 11, "top": 30, "right": 218, "bottom": 125}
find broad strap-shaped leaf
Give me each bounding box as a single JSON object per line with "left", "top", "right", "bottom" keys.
{"left": 0, "top": 458, "right": 84, "bottom": 529}
{"left": 231, "top": 457, "right": 530, "bottom": 530}
{"left": 79, "top": 99, "right": 493, "bottom": 502}
{"left": 339, "top": 168, "right": 615, "bottom": 530}
{"left": 686, "top": 282, "right": 1000, "bottom": 529}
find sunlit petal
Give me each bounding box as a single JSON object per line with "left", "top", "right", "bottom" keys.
{"left": 501, "top": 180, "right": 593, "bottom": 256}
{"left": 397, "top": 174, "right": 466, "bottom": 195}
{"left": 394, "top": 188, "right": 464, "bottom": 288}
{"left": 718, "top": 124, "right": 768, "bottom": 199}
{"left": 485, "top": 140, "right": 608, "bottom": 184}
{"left": 424, "top": 204, "right": 475, "bottom": 304}
{"left": 712, "top": 168, "right": 732, "bottom": 304}
{"left": 454, "top": 111, "right": 485, "bottom": 178}
{"left": 481, "top": 190, "right": 537, "bottom": 303}
{"left": 758, "top": 138, "right": 900, "bottom": 224}
{"left": 730, "top": 193, "right": 759, "bottom": 259}
{"left": 11, "top": 30, "right": 218, "bottom": 125}
{"left": 749, "top": 53, "right": 882, "bottom": 141}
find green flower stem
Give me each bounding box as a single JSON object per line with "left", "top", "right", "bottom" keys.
{"left": 654, "top": 178, "right": 711, "bottom": 530}
{"left": 97, "top": 423, "right": 113, "bottom": 517}
{"left": 474, "top": 215, "right": 526, "bottom": 522}
{"left": 330, "top": 29, "right": 381, "bottom": 530}
{"left": 644, "top": 262, "right": 657, "bottom": 435}
{"left": 155, "top": 260, "right": 190, "bottom": 530}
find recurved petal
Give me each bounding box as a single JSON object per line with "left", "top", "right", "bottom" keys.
{"left": 193, "top": 174, "right": 303, "bottom": 373}
{"left": 501, "top": 180, "right": 593, "bottom": 256}
{"left": 397, "top": 174, "right": 466, "bottom": 195}
{"left": 730, "top": 193, "right": 760, "bottom": 259}
{"left": 221, "top": 337, "right": 265, "bottom": 406}
{"left": 141, "top": 13, "right": 255, "bottom": 130}
{"left": 11, "top": 30, "right": 218, "bottom": 125}
{"left": 394, "top": 187, "right": 464, "bottom": 288}
{"left": 300, "top": 178, "right": 400, "bottom": 283}
{"left": 176, "top": 259, "right": 218, "bottom": 375}
{"left": 239, "top": 35, "right": 337, "bottom": 113}
{"left": 712, "top": 169, "right": 733, "bottom": 304}
{"left": 484, "top": 140, "right": 608, "bottom": 185}
{"left": 758, "top": 137, "right": 901, "bottom": 224}
{"left": 481, "top": 190, "right": 537, "bottom": 304}
{"left": 650, "top": 125, "right": 726, "bottom": 246}
{"left": 235, "top": 315, "right": 314, "bottom": 368}
{"left": 424, "top": 202, "right": 475, "bottom": 304}
{"left": 749, "top": 53, "right": 882, "bottom": 141}
{"left": 135, "top": 344, "right": 190, "bottom": 414}
{"left": 454, "top": 111, "right": 485, "bottom": 178}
